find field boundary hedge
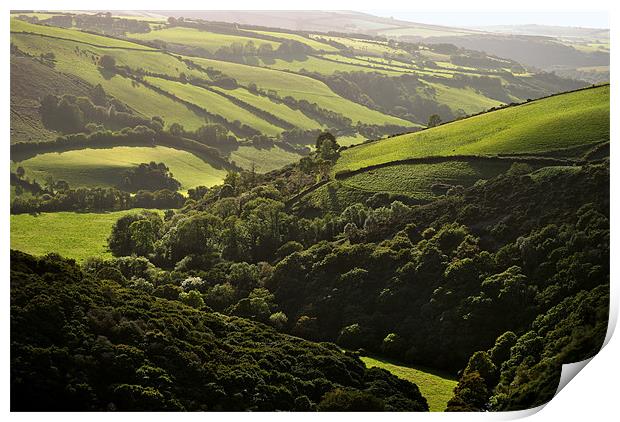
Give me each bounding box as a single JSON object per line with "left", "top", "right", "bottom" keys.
{"left": 333, "top": 154, "right": 582, "bottom": 180}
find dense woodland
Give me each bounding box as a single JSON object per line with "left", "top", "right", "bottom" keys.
{"left": 12, "top": 141, "right": 609, "bottom": 410}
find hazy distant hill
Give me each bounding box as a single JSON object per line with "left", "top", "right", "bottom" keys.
{"left": 146, "top": 11, "right": 609, "bottom": 83}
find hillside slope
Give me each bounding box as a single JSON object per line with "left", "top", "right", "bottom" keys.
{"left": 335, "top": 85, "right": 609, "bottom": 173}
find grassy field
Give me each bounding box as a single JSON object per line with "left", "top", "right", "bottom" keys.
{"left": 429, "top": 83, "right": 504, "bottom": 115}
{"left": 11, "top": 209, "right": 161, "bottom": 262}
{"left": 338, "top": 134, "right": 367, "bottom": 147}
{"left": 261, "top": 55, "right": 405, "bottom": 76}
{"left": 187, "top": 56, "right": 416, "bottom": 127}
{"left": 130, "top": 27, "right": 280, "bottom": 53}
{"left": 144, "top": 76, "right": 285, "bottom": 135}
{"left": 211, "top": 87, "right": 324, "bottom": 130}
{"left": 340, "top": 160, "right": 513, "bottom": 200}
{"left": 360, "top": 356, "right": 457, "bottom": 412}
{"left": 229, "top": 145, "right": 302, "bottom": 173}
{"left": 12, "top": 146, "right": 227, "bottom": 191}
{"left": 335, "top": 85, "right": 610, "bottom": 173}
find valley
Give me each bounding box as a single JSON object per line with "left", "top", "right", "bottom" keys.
{"left": 9, "top": 10, "right": 610, "bottom": 413}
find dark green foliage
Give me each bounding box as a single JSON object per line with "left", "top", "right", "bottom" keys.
{"left": 119, "top": 161, "right": 181, "bottom": 192}
{"left": 108, "top": 211, "right": 163, "bottom": 257}
{"left": 98, "top": 54, "right": 116, "bottom": 70}
{"left": 317, "top": 388, "right": 385, "bottom": 411}
{"left": 39, "top": 94, "right": 156, "bottom": 134}
{"left": 427, "top": 114, "right": 442, "bottom": 128}
{"left": 10, "top": 251, "right": 429, "bottom": 411}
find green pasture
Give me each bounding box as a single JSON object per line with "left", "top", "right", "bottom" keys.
{"left": 335, "top": 85, "right": 610, "bottom": 173}
{"left": 12, "top": 146, "right": 227, "bottom": 191}
{"left": 10, "top": 209, "right": 162, "bottom": 262}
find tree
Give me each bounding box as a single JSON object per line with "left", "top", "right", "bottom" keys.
{"left": 269, "top": 311, "right": 288, "bottom": 330}
{"left": 179, "top": 290, "right": 205, "bottom": 309}
{"left": 128, "top": 219, "right": 157, "bottom": 256}
{"left": 98, "top": 55, "right": 116, "bottom": 71}
{"left": 169, "top": 122, "right": 185, "bottom": 137}
{"left": 427, "top": 114, "right": 442, "bottom": 128}
{"left": 446, "top": 371, "right": 489, "bottom": 411}
{"left": 315, "top": 131, "right": 336, "bottom": 149}
{"left": 337, "top": 323, "right": 368, "bottom": 349}
{"left": 15, "top": 166, "right": 25, "bottom": 179}
{"left": 381, "top": 332, "right": 406, "bottom": 357}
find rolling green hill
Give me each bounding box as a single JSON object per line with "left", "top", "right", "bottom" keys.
{"left": 187, "top": 56, "right": 417, "bottom": 127}
{"left": 11, "top": 146, "right": 227, "bottom": 191}
{"left": 143, "top": 76, "right": 285, "bottom": 135}
{"left": 9, "top": 13, "right": 594, "bottom": 182}
{"left": 294, "top": 85, "right": 610, "bottom": 210}
{"left": 335, "top": 85, "right": 609, "bottom": 174}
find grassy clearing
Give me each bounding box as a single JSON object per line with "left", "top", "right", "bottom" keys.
{"left": 229, "top": 145, "right": 302, "bottom": 173}
{"left": 11, "top": 18, "right": 154, "bottom": 49}
{"left": 130, "top": 27, "right": 280, "bottom": 53}
{"left": 186, "top": 56, "right": 415, "bottom": 127}
{"left": 429, "top": 83, "right": 504, "bottom": 115}
{"left": 10, "top": 209, "right": 161, "bottom": 262}
{"left": 340, "top": 160, "right": 513, "bottom": 200}
{"left": 335, "top": 85, "right": 610, "bottom": 173}
{"left": 144, "top": 77, "right": 284, "bottom": 136}
{"left": 361, "top": 356, "right": 457, "bottom": 412}
{"left": 211, "top": 87, "right": 324, "bottom": 130}
{"left": 11, "top": 34, "right": 206, "bottom": 130}
{"left": 12, "top": 146, "right": 227, "bottom": 191}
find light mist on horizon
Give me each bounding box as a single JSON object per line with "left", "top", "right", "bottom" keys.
{"left": 365, "top": 10, "right": 609, "bottom": 29}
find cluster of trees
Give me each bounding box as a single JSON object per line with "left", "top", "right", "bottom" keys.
{"left": 10, "top": 250, "right": 429, "bottom": 411}
{"left": 11, "top": 125, "right": 159, "bottom": 160}
{"left": 213, "top": 40, "right": 311, "bottom": 61}
{"left": 10, "top": 163, "right": 185, "bottom": 214}
{"left": 169, "top": 122, "right": 237, "bottom": 148}
{"left": 73, "top": 12, "right": 151, "bottom": 35}
{"left": 101, "top": 148, "right": 608, "bottom": 411}
{"left": 119, "top": 161, "right": 181, "bottom": 192}
{"left": 16, "top": 13, "right": 152, "bottom": 35}
{"left": 11, "top": 186, "right": 185, "bottom": 214}
{"left": 39, "top": 92, "right": 159, "bottom": 134}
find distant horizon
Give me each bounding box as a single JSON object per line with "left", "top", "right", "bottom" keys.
{"left": 363, "top": 10, "right": 609, "bottom": 30}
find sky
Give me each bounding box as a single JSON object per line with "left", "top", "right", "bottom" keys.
{"left": 365, "top": 10, "right": 609, "bottom": 29}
